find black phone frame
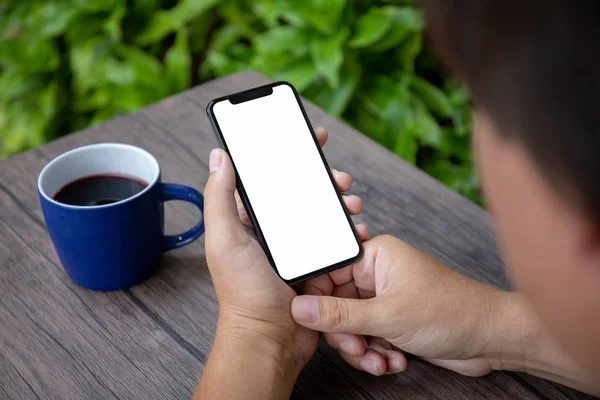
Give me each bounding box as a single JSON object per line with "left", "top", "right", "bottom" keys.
{"left": 206, "top": 81, "right": 363, "bottom": 285}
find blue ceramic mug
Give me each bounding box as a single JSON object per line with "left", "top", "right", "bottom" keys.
{"left": 38, "top": 143, "right": 204, "bottom": 291}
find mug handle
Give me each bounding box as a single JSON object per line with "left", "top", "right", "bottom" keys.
{"left": 160, "top": 183, "right": 205, "bottom": 251}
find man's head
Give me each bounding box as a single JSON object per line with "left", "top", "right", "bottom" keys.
{"left": 425, "top": 0, "right": 600, "bottom": 373}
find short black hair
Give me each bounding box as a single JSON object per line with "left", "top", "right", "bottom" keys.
{"left": 425, "top": 1, "right": 600, "bottom": 220}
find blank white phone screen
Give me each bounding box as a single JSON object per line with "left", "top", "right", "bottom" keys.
{"left": 212, "top": 84, "right": 359, "bottom": 281}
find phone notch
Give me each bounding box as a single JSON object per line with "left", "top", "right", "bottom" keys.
{"left": 229, "top": 86, "right": 274, "bottom": 105}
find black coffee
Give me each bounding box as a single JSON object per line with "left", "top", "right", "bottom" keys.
{"left": 53, "top": 174, "right": 148, "bottom": 206}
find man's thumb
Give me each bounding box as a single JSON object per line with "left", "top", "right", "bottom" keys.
{"left": 290, "top": 295, "right": 384, "bottom": 336}
{"left": 204, "top": 149, "right": 246, "bottom": 239}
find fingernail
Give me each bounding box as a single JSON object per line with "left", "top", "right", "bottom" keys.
{"left": 360, "top": 360, "right": 379, "bottom": 375}
{"left": 369, "top": 344, "right": 386, "bottom": 353}
{"left": 291, "top": 297, "right": 319, "bottom": 323}
{"left": 339, "top": 341, "right": 357, "bottom": 356}
{"left": 209, "top": 149, "right": 222, "bottom": 172}
{"left": 389, "top": 357, "right": 405, "bottom": 371}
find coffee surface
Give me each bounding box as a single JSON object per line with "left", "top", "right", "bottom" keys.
{"left": 53, "top": 174, "right": 148, "bottom": 206}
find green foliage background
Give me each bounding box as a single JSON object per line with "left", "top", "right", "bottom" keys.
{"left": 0, "top": 0, "right": 480, "bottom": 203}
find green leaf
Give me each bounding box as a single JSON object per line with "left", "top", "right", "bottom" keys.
{"left": 101, "top": 58, "right": 137, "bottom": 85}
{"left": 129, "top": 0, "right": 161, "bottom": 20}
{"left": 251, "top": 26, "right": 311, "bottom": 75}
{"left": 69, "top": 38, "right": 107, "bottom": 94}
{"left": 75, "top": 44, "right": 157, "bottom": 93}
{"left": 73, "top": 0, "right": 119, "bottom": 13}
{"left": 136, "top": 0, "right": 219, "bottom": 45}
{"left": 393, "top": 129, "right": 418, "bottom": 164}
{"left": 438, "top": 128, "right": 472, "bottom": 160}
{"left": 0, "top": 71, "right": 41, "bottom": 101}
{"left": 114, "top": 45, "right": 163, "bottom": 89}
{"left": 444, "top": 79, "right": 471, "bottom": 106}
{"left": 396, "top": 33, "right": 422, "bottom": 71}
{"left": 111, "top": 85, "right": 161, "bottom": 111}
{"left": 0, "top": 3, "right": 28, "bottom": 41}
{"left": 73, "top": 87, "right": 111, "bottom": 112}
{"left": 410, "top": 76, "right": 453, "bottom": 117}
{"left": 424, "top": 160, "right": 479, "bottom": 202}
{"left": 70, "top": 39, "right": 165, "bottom": 100}
{"left": 171, "top": 0, "right": 220, "bottom": 23}
{"left": 385, "top": 97, "right": 412, "bottom": 149}
{"left": 274, "top": 59, "right": 318, "bottom": 92}
{"left": 309, "top": 29, "right": 348, "bottom": 88}
{"left": 304, "top": 57, "right": 360, "bottom": 116}
{"left": 189, "top": 12, "right": 215, "bottom": 53}
{"left": 252, "top": 0, "right": 279, "bottom": 27}
{"left": 203, "top": 52, "right": 246, "bottom": 78}
{"left": 425, "top": 160, "right": 461, "bottom": 189}
{"left": 2, "top": 123, "right": 28, "bottom": 157}
{"left": 75, "top": 83, "right": 159, "bottom": 116}
{"left": 451, "top": 106, "right": 472, "bottom": 136}
{"left": 165, "top": 28, "right": 191, "bottom": 93}
{"left": 0, "top": 36, "right": 60, "bottom": 73}
{"left": 202, "top": 23, "right": 252, "bottom": 79}
{"left": 0, "top": 97, "right": 52, "bottom": 157}
{"left": 370, "top": 7, "right": 423, "bottom": 52}
{"left": 349, "top": 7, "right": 395, "bottom": 48}
{"left": 408, "top": 104, "right": 443, "bottom": 149}
{"left": 89, "top": 108, "right": 117, "bottom": 127}
{"left": 38, "top": 80, "right": 59, "bottom": 119}
{"left": 356, "top": 74, "right": 414, "bottom": 151}
{"left": 64, "top": 13, "right": 108, "bottom": 43}
{"left": 218, "top": 1, "right": 259, "bottom": 28}
{"left": 102, "top": 5, "right": 126, "bottom": 42}
{"left": 362, "top": 75, "right": 409, "bottom": 119}
{"left": 311, "top": 0, "right": 347, "bottom": 34}
{"left": 254, "top": 26, "right": 310, "bottom": 58}
{"left": 230, "top": 43, "right": 252, "bottom": 61}
{"left": 134, "top": 10, "right": 173, "bottom": 45}
{"left": 347, "top": 103, "right": 387, "bottom": 144}
{"left": 211, "top": 25, "right": 249, "bottom": 53}
{"left": 279, "top": 0, "right": 347, "bottom": 35}
{"left": 407, "top": 96, "right": 470, "bottom": 159}
{"left": 30, "top": 2, "right": 77, "bottom": 38}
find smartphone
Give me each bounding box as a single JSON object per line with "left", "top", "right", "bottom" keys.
{"left": 206, "top": 81, "right": 362, "bottom": 284}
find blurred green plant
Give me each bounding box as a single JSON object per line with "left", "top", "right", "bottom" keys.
{"left": 0, "top": 0, "right": 479, "bottom": 204}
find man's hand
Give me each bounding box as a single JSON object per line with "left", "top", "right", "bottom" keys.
{"left": 291, "top": 235, "right": 524, "bottom": 376}
{"left": 196, "top": 127, "right": 366, "bottom": 399}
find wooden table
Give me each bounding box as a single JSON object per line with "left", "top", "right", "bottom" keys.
{"left": 0, "top": 72, "right": 593, "bottom": 399}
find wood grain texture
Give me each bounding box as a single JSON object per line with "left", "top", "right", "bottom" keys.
{"left": 0, "top": 72, "right": 594, "bottom": 399}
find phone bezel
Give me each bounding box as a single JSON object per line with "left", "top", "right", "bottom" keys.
{"left": 206, "top": 81, "right": 363, "bottom": 285}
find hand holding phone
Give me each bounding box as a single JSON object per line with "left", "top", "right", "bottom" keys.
{"left": 207, "top": 82, "right": 363, "bottom": 283}
{"left": 198, "top": 120, "right": 367, "bottom": 398}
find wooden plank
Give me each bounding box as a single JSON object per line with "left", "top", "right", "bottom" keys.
{"left": 0, "top": 72, "right": 593, "bottom": 399}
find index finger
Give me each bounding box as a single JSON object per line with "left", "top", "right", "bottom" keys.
{"left": 301, "top": 264, "right": 355, "bottom": 298}
{"left": 302, "top": 237, "right": 380, "bottom": 295}
{"left": 302, "top": 272, "right": 335, "bottom": 296}
{"left": 315, "top": 127, "right": 328, "bottom": 147}
{"left": 329, "top": 238, "right": 379, "bottom": 293}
